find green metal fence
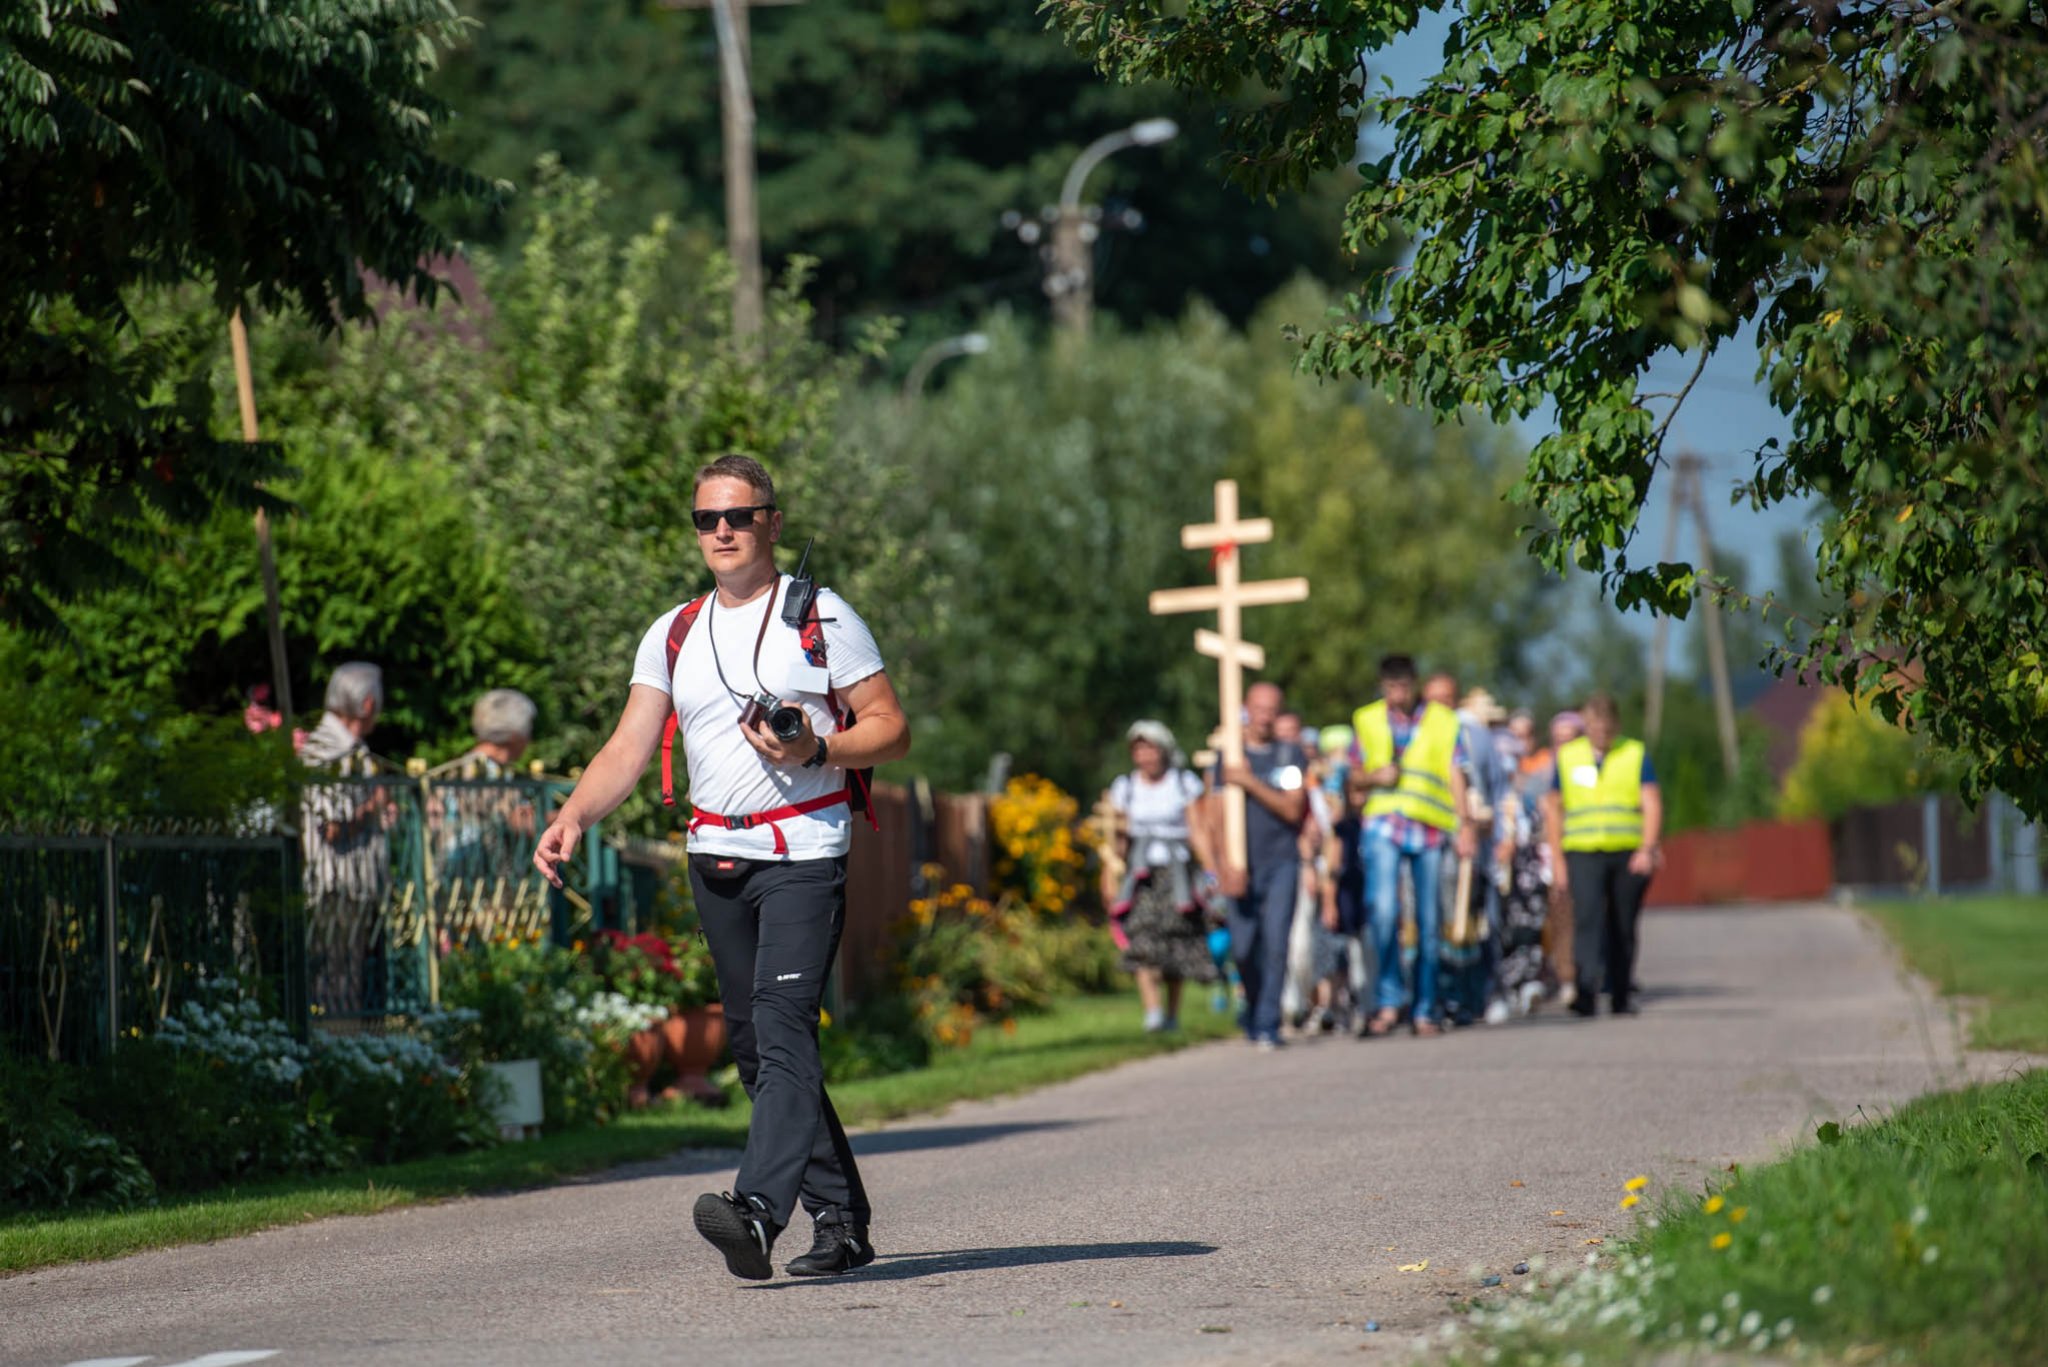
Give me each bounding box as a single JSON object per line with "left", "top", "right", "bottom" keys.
{"left": 3, "top": 774, "right": 633, "bottom": 1061}
{"left": 0, "top": 833, "right": 302, "bottom": 1064}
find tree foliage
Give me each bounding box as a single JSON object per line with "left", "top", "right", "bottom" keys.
{"left": 1778, "top": 690, "right": 1941, "bottom": 823}
{"left": 861, "top": 281, "right": 1549, "bottom": 794}
{"left": 1048, "top": 0, "right": 2048, "bottom": 816}
{"left": 431, "top": 0, "right": 1359, "bottom": 344}
{"left": 23, "top": 167, "right": 926, "bottom": 820}
{"left": 1, "top": 0, "right": 505, "bottom": 629}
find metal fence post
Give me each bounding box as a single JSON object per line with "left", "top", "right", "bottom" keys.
{"left": 1921, "top": 794, "right": 1943, "bottom": 895}
{"left": 2017, "top": 816, "right": 2043, "bottom": 896}
{"left": 102, "top": 836, "right": 119, "bottom": 1056}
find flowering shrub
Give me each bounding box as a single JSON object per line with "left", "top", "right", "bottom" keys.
{"left": 436, "top": 936, "right": 631, "bottom": 1127}
{"left": 898, "top": 875, "right": 1056, "bottom": 1049}
{"left": 990, "top": 775, "right": 1087, "bottom": 916}
{"left": 585, "top": 928, "right": 716, "bottom": 1010}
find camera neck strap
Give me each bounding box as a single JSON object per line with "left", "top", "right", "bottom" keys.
{"left": 706, "top": 573, "right": 781, "bottom": 704}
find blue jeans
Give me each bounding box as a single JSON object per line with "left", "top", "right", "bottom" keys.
{"left": 1228, "top": 860, "right": 1299, "bottom": 1041}
{"left": 1365, "top": 830, "right": 1442, "bottom": 1022}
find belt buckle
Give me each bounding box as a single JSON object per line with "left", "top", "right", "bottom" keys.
{"left": 730, "top": 813, "right": 756, "bottom": 831}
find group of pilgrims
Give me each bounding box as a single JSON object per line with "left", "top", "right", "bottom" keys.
{"left": 1096, "top": 653, "right": 1662, "bottom": 1046}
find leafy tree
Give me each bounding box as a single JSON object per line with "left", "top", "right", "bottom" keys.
{"left": 2, "top": 0, "right": 505, "bottom": 629}
{"left": 860, "top": 281, "right": 1549, "bottom": 794}
{"left": 1778, "top": 691, "right": 1939, "bottom": 823}
{"left": 1050, "top": 0, "right": 2048, "bottom": 816}
{"left": 430, "top": 0, "right": 1359, "bottom": 344}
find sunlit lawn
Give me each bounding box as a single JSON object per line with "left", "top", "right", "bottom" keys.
{"left": 1865, "top": 894, "right": 2048, "bottom": 1052}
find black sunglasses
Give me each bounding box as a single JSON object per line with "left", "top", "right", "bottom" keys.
{"left": 691, "top": 503, "right": 777, "bottom": 533}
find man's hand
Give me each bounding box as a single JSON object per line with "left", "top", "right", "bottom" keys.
{"left": 1220, "top": 760, "right": 1254, "bottom": 790}
{"left": 1549, "top": 851, "right": 1569, "bottom": 900}
{"left": 1495, "top": 837, "right": 1516, "bottom": 871}
{"left": 1320, "top": 898, "right": 1340, "bottom": 933}
{"left": 1628, "top": 845, "right": 1660, "bottom": 877}
{"left": 741, "top": 701, "right": 819, "bottom": 767}
{"left": 1367, "top": 763, "right": 1400, "bottom": 789}
{"left": 533, "top": 817, "right": 582, "bottom": 888}
{"left": 1454, "top": 824, "right": 1478, "bottom": 860}
{"left": 1218, "top": 865, "right": 1248, "bottom": 899}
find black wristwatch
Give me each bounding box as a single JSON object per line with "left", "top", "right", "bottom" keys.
{"left": 802, "top": 736, "right": 830, "bottom": 769}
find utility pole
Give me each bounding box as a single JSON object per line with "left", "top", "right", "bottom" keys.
{"left": 229, "top": 309, "right": 294, "bottom": 733}
{"left": 1644, "top": 454, "right": 1740, "bottom": 778}
{"left": 666, "top": 0, "right": 801, "bottom": 342}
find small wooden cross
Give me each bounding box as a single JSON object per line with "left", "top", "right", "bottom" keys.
{"left": 1148, "top": 479, "right": 1309, "bottom": 870}
{"left": 1088, "top": 789, "right": 1128, "bottom": 890}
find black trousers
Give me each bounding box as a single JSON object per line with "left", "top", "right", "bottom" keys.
{"left": 689, "top": 853, "right": 869, "bottom": 1231}
{"left": 1565, "top": 850, "right": 1652, "bottom": 1009}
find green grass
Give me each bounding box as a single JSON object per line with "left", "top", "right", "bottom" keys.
{"left": 1448, "top": 1068, "right": 2048, "bottom": 1367}
{"left": 1865, "top": 894, "right": 2048, "bottom": 1052}
{"left": 0, "top": 990, "right": 1235, "bottom": 1276}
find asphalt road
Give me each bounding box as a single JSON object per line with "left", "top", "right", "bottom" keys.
{"left": 1, "top": 904, "right": 1995, "bottom": 1367}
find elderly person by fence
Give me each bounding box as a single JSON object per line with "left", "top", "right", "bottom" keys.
{"left": 439, "top": 688, "right": 538, "bottom": 778}
{"left": 300, "top": 662, "right": 397, "bottom": 1012}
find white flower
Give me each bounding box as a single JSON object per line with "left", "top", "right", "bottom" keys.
{"left": 1698, "top": 1313, "right": 1718, "bottom": 1335}
{"left": 1776, "top": 1317, "right": 1796, "bottom": 1339}
{"left": 1921, "top": 1245, "right": 1940, "bottom": 1264}
{"left": 1812, "top": 1285, "right": 1834, "bottom": 1305}
{"left": 1910, "top": 1203, "right": 1929, "bottom": 1228}
{"left": 1721, "top": 1291, "right": 1741, "bottom": 1311}
{"left": 1740, "top": 1311, "right": 1761, "bottom": 1336}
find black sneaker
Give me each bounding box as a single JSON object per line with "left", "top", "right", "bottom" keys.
{"left": 784, "top": 1210, "right": 876, "bottom": 1277}
{"left": 693, "top": 1191, "right": 777, "bottom": 1280}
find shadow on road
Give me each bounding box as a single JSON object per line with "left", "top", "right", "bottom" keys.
{"left": 750, "top": 1241, "right": 1217, "bottom": 1287}
{"left": 851, "top": 1120, "right": 1084, "bottom": 1157}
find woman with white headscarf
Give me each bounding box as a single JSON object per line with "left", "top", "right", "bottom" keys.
{"left": 1102, "top": 719, "right": 1217, "bottom": 1032}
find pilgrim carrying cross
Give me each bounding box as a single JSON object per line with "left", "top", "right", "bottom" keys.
{"left": 1148, "top": 479, "right": 1310, "bottom": 870}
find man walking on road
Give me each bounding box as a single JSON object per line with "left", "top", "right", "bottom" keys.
{"left": 1204, "top": 680, "right": 1310, "bottom": 1050}
{"left": 1543, "top": 693, "right": 1661, "bottom": 1018}
{"left": 535, "top": 454, "right": 911, "bottom": 1280}
{"left": 1352, "top": 656, "right": 1475, "bottom": 1037}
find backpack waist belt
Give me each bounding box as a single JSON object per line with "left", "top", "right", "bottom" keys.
{"left": 688, "top": 789, "right": 851, "bottom": 857}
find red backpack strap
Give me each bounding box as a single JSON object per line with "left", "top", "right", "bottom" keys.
{"left": 659, "top": 596, "right": 710, "bottom": 807}
{"left": 800, "top": 591, "right": 880, "bottom": 831}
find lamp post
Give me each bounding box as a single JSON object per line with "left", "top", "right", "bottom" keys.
{"left": 1045, "top": 118, "right": 1178, "bottom": 336}
{"left": 902, "top": 332, "right": 991, "bottom": 400}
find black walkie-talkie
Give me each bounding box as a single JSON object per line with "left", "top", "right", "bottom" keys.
{"left": 781, "top": 536, "right": 818, "bottom": 629}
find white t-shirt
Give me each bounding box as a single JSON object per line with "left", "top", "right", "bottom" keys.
{"left": 631, "top": 579, "right": 884, "bottom": 860}
{"left": 1109, "top": 769, "right": 1203, "bottom": 869}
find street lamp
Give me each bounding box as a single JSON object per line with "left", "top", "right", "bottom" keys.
{"left": 902, "top": 331, "right": 991, "bottom": 400}
{"left": 1039, "top": 118, "right": 1179, "bottom": 336}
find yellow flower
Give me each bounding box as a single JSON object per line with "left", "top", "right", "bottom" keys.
{"left": 1711, "top": 1232, "right": 1733, "bottom": 1251}
{"left": 1625, "top": 1175, "right": 1648, "bottom": 1192}
{"left": 1704, "top": 1195, "right": 1726, "bottom": 1215}
{"left": 1729, "top": 1206, "right": 1749, "bottom": 1223}
{"left": 819, "top": 1008, "right": 833, "bottom": 1029}
{"left": 1620, "top": 1194, "right": 1640, "bottom": 1210}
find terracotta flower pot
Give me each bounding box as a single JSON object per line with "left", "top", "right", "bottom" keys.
{"left": 660, "top": 1004, "right": 728, "bottom": 1106}
{"left": 623, "top": 1024, "right": 665, "bottom": 1109}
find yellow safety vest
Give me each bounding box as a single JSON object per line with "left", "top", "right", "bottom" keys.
{"left": 1352, "top": 700, "right": 1461, "bottom": 833}
{"left": 1557, "top": 736, "right": 1647, "bottom": 852}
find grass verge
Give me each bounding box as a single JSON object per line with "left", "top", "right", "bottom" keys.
{"left": 1864, "top": 894, "right": 2048, "bottom": 1052}
{"left": 1444, "top": 1068, "right": 2048, "bottom": 1367}
{"left": 1, "top": 989, "right": 1234, "bottom": 1276}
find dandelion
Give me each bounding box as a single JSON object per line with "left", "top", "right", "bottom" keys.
{"left": 1698, "top": 1313, "right": 1718, "bottom": 1335}
{"left": 1722, "top": 1292, "right": 1741, "bottom": 1312}
{"left": 1921, "top": 1245, "right": 1940, "bottom": 1264}
{"left": 1620, "top": 1194, "right": 1640, "bottom": 1210}
{"left": 1728, "top": 1206, "right": 1749, "bottom": 1223}
{"left": 1625, "top": 1175, "right": 1648, "bottom": 1192}
{"left": 1711, "top": 1232, "right": 1733, "bottom": 1251}
{"left": 1776, "top": 1317, "right": 1796, "bottom": 1339}
{"left": 1740, "top": 1311, "right": 1762, "bottom": 1336}
{"left": 1910, "top": 1204, "right": 1929, "bottom": 1228}
{"left": 1703, "top": 1194, "right": 1726, "bottom": 1215}
{"left": 1812, "top": 1285, "right": 1834, "bottom": 1306}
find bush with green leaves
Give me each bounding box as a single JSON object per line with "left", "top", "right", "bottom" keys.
{"left": 0, "top": 1053, "right": 155, "bottom": 1214}
{"left": 2, "top": 0, "right": 504, "bottom": 631}
{"left": 434, "top": 937, "right": 631, "bottom": 1128}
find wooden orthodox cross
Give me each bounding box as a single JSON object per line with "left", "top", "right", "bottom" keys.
{"left": 1088, "top": 790, "right": 1128, "bottom": 893}
{"left": 1148, "top": 479, "right": 1310, "bottom": 870}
